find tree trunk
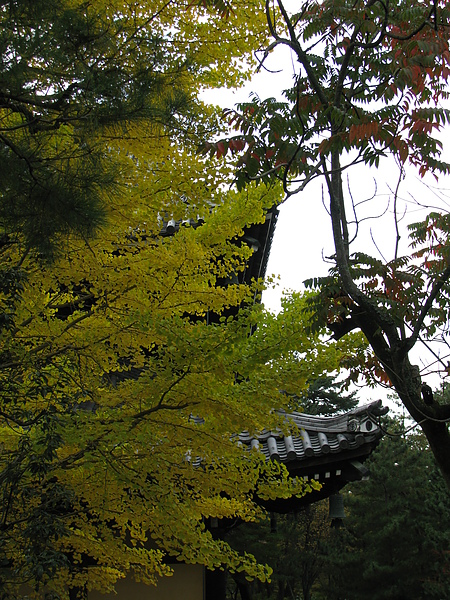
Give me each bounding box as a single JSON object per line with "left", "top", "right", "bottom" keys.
{"left": 384, "top": 356, "right": 450, "bottom": 489}
{"left": 328, "top": 159, "right": 450, "bottom": 490}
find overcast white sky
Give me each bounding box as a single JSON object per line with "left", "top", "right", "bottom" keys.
{"left": 205, "top": 47, "right": 450, "bottom": 310}
{"left": 203, "top": 43, "right": 450, "bottom": 400}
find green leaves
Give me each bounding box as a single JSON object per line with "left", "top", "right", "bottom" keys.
{"left": 203, "top": 0, "right": 450, "bottom": 196}
{"left": 0, "top": 0, "right": 292, "bottom": 595}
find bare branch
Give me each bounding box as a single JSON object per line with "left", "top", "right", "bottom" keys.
{"left": 392, "top": 159, "right": 405, "bottom": 261}
{"left": 403, "top": 265, "right": 450, "bottom": 356}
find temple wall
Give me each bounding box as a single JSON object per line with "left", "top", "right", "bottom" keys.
{"left": 89, "top": 564, "right": 204, "bottom": 600}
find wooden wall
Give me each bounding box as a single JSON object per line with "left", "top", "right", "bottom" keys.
{"left": 89, "top": 564, "right": 204, "bottom": 600}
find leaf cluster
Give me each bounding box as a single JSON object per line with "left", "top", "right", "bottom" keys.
{"left": 205, "top": 0, "right": 450, "bottom": 486}
{"left": 0, "top": 0, "right": 401, "bottom": 595}
{"left": 203, "top": 0, "right": 450, "bottom": 193}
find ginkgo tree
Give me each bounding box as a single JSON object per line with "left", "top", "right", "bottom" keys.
{"left": 204, "top": 0, "right": 450, "bottom": 487}
{"left": 0, "top": 179, "right": 365, "bottom": 599}
{"left": 0, "top": 0, "right": 370, "bottom": 598}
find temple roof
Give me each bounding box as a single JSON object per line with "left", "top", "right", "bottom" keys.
{"left": 160, "top": 206, "right": 279, "bottom": 286}
{"left": 239, "top": 400, "right": 388, "bottom": 510}
{"left": 158, "top": 212, "right": 387, "bottom": 508}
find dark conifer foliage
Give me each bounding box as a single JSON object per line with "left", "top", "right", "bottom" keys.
{"left": 226, "top": 419, "right": 450, "bottom": 600}
{"left": 0, "top": 0, "right": 189, "bottom": 259}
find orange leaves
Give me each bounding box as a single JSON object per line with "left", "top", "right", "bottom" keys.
{"left": 348, "top": 121, "right": 379, "bottom": 145}
{"left": 393, "top": 137, "right": 409, "bottom": 164}
{"left": 366, "top": 356, "right": 392, "bottom": 386}
{"left": 200, "top": 138, "right": 248, "bottom": 159}
{"left": 318, "top": 120, "right": 382, "bottom": 158}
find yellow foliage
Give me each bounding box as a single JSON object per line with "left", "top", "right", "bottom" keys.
{"left": 0, "top": 0, "right": 368, "bottom": 597}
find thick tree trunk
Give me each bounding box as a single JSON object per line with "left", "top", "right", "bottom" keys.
{"left": 343, "top": 311, "right": 450, "bottom": 488}
{"left": 354, "top": 309, "right": 450, "bottom": 488}
{"left": 384, "top": 357, "right": 450, "bottom": 490}
{"left": 327, "top": 158, "right": 450, "bottom": 490}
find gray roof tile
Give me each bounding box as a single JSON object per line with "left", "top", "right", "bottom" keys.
{"left": 238, "top": 400, "right": 387, "bottom": 474}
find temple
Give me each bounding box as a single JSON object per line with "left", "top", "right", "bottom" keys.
{"left": 89, "top": 209, "right": 388, "bottom": 599}
{"left": 240, "top": 399, "right": 388, "bottom": 510}
{"left": 90, "top": 400, "right": 387, "bottom": 600}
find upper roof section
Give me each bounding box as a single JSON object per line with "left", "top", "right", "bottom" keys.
{"left": 160, "top": 206, "right": 279, "bottom": 286}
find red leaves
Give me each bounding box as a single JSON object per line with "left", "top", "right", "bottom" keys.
{"left": 410, "top": 119, "right": 438, "bottom": 135}
{"left": 199, "top": 138, "right": 248, "bottom": 159}
{"left": 392, "top": 137, "right": 409, "bottom": 164}
{"left": 410, "top": 212, "right": 450, "bottom": 274}
{"left": 229, "top": 139, "right": 245, "bottom": 152}
{"left": 348, "top": 121, "right": 379, "bottom": 145}
{"left": 297, "top": 95, "right": 321, "bottom": 115}
{"left": 216, "top": 141, "right": 226, "bottom": 158}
